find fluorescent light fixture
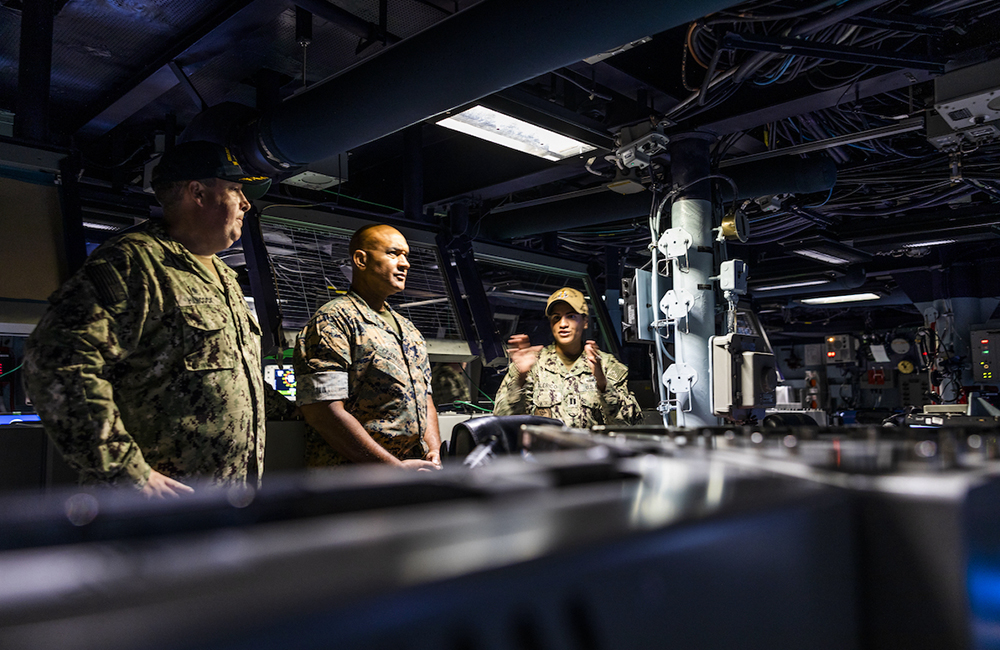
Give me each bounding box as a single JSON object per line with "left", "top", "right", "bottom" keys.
{"left": 82, "top": 221, "right": 121, "bottom": 232}
{"left": 437, "top": 105, "right": 596, "bottom": 161}
{"left": 508, "top": 289, "right": 552, "bottom": 298}
{"left": 397, "top": 297, "right": 449, "bottom": 309}
{"left": 902, "top": 239, "right": 956, "bottom": 248}
{"left": 782, "top": 236, "right": 872, "bottom": 266}
{"left": 755, "top": 279, "right": 830, "bottom": 292}
{"left": 793, "top": 249, "right": 853, "bottom": 265}
{"left": 800, "top": 292, "right": 881, "bottom": 305}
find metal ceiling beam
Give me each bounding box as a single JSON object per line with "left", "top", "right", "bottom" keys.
{"left": 292, "top": 0, "right": 401, "bottom": 47}
{"left": 722, "top": 32, "right": 947, "bottom": 73}
{"left": 425, "top": 163, "right": 590, "bottom": 208}
{"left": 74, "top": 0, "right": 260, "bottom": 137}
{"left": 842, "top": 13, "right": 952, "bottom": 37}
{"left": 694, "top": 67, "right": 936, "bottom": 136}
{"left": 563, "top": 59, "right": 683, "bottom": 117}
{"left": 720, "top": 116, "right": 924, "bottom": 167}
{"left": 479, "top": 156, "right": 837, "bottom": 239}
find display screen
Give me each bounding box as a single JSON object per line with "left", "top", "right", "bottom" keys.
{"left": 265, "top": 366, "right": 296, "bottom": 401}
{"left": 0, "top": 414, "right": 40, "bottom": 425}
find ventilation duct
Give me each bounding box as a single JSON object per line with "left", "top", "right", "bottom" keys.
{"left": 184, "top": 0, "right": 742, "bottom": 175}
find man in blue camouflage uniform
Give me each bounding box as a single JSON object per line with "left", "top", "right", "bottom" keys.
{"left": 24, "top": 141, "right": 274, "bottom": 497}
{"left": 493, "top": 287, "right": 641, "bottom": 428}
{"left": 293, "top": 224, "right": 441, "bottom": 469}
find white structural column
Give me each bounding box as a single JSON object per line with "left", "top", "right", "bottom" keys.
{"left": 667, "top": 132, "right": 719, "bottom": 427}
{"left": 670, "top": 198, "right": 718, "bottom": 426}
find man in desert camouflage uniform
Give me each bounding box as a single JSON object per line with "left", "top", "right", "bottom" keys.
{"left": 293, "top": 224, "right": 441, "bottom": 469}
{"left": 431, "top": 362, "right": 470, "bottom": 409}
{"left": 24, "top": 141, "right": 274, "bottom": 497}
{"left": 493, "top": 287, "right": 640, "bottom": 428}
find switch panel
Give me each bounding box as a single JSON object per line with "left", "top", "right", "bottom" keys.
{"left": 971, "top": 329, "right": 1000, "bottom": 382}
{"left": 824, "top": 334, "right": 856, "bottom": 364}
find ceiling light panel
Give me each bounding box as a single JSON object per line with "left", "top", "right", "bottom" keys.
{"left": 792, "top": 249, "right": 853, "bottom": 265}
{"left": 782, "top": 236, "right": 873, "bottom": 266}
{"left": 754, "top": 279, "right": 831, "bottom": 291}
{"left": 902, "top": 239, "right": 956, "bottom": 248}
{"left": 800, "top": 292, "right": 881, "bottom": 305}
{"left": 437, "top": 105, "right": 597, "bottom": 161}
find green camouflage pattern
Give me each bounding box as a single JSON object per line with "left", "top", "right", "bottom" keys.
{"left": 24, "top": 220, "right": 267, "bottom": 488}
{"left": 293, "top": 290, "right": 432, "bottom": 467}
{"left": 431, "top": 363, "right": 470, "bottom": 408}
{"left": 493, "top": 344, "right": 641, "bottom": 428}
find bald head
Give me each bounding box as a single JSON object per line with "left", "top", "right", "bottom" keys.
{"left": 349, "top": 224, "right": 411, "bottom": 309}
{"left": 349, "top": 224, "right": 401, "bottom": 260}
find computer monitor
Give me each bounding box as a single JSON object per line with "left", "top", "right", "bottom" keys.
{"left": 264, "top": 365, "right": 296, "bottom": 401}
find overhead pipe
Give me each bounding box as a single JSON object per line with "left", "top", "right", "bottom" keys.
{"left": 481, "top": 156, "right": 837, "bottom": 239}
{"left": 201, "top": 0, "right": 744, "bottom": 175}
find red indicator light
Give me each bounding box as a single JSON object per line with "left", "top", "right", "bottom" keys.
{"left": 827, "top": 351, "right": 836, "bottom": 358}
{"left": 982, "top": 339, "right": 990, "bottom": 344}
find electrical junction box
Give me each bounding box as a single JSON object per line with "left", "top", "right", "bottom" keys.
{"left": 622, "top": 268, "right": 664, "bottom": 343}
{"left": 934, "top": 58, "right": 1000, "bottom": 131}
{"left": 711, "top": 333, "right": 777, "bottom": 415}
{"left": 824, "top": 334, "right": 857, "bottom": 364}
{"left": 929, "top": 58, "right": 1000, "bottom": 150}
{"left": 719, "top": 259, "right": 748, "bottom": 294}
{"left": 971, "top": 329, "right": 1000, "bottom": 382}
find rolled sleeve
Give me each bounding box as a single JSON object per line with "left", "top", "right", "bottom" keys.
{"left": 294, "top": 308, "right": 355, "bottom": 406}
{"left": 296, "top": 370, "right": 349, "bottom": 405}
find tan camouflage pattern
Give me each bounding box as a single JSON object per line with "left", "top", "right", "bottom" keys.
{"left": 24, "top": 220, "right": 267, "bottom": 488}
{"left": 493, "top": 344, "right": 641, "bottom": 428}
{"left": 431, "top": 363, "right": 470, "bottom": 408}
{"left": 293, "top": 290, "right": 432, "bottom": 467}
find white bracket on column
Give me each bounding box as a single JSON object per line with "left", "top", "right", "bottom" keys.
{"left": 660, "top": 288, "right": 695, "bottom": 323}
{"left": 656, "top": 227, "right": 693, "bottom": 267}
{"left": 663, "top": 362, "right": 697, "bottom": 395}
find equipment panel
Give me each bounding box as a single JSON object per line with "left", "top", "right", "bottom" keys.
{"left": 971, "top": 329, "right": 1000, "bottom": 382}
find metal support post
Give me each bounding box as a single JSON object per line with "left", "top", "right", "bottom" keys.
{"left": 667, "top": 132, "right": 719, "bottom": 427}
{"left": 15, "top": 0, "right": 54, "bottom": 142}
{"left": 57, "top": 152, "right": 87, "bottom": 279}
{"left": 436, "top": 205, "right": 506, "bottom": 365}
{"left": 242, "top": 207, "right": 284, "bottom": 359}
{"left": 403, "top": 125, "right": 428, "bottom": 223}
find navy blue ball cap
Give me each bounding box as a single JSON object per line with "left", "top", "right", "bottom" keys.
{"left": 151, "top": 141, "right": 271, "bottom": 200}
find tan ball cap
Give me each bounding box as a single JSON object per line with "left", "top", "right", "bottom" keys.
{"left": 545, "top": 287, "right": 588, "bottom": 316}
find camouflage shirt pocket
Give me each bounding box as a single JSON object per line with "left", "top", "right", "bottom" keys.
{"left": 179, "top": 304, "right": 236, "bottom": 371}
{"left": 533, "top": 387, "right": 563, "bottom": 409}
{"left": 580, "top": 389, "right": 603, "bottom": 407}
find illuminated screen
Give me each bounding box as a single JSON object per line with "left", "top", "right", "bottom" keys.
{"left": 0, "top": 414, "right": 40, "bottom": 425}
{"left": 265, "top": 366, "right": 296, "bottom": 401}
